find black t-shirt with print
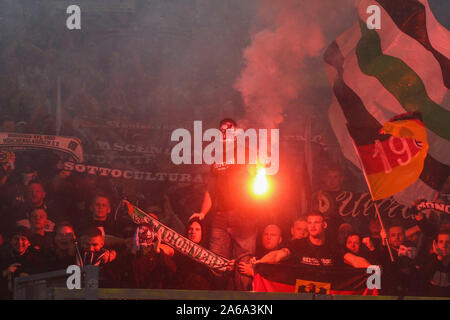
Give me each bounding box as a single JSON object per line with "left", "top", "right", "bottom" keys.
{"left": 286, "top": 238, "right": 343, "bottom": 267}
{"left": 207, "top": 162, "right": 248, "bottom": 212}
{"left": 420, "top": 254, "right": 450, "bottom": 297}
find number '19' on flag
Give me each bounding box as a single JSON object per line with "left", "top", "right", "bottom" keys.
{"left": 348, "top": 112, "right": 429, "bottom": 201}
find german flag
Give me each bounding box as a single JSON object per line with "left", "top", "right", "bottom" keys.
{"left": 349, "top": 112, "right": 429, "bottom": 200}
{"left": 253, "top": 263, "right": 378, "bottom": 296}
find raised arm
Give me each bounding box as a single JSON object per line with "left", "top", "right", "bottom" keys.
{"left": 189, "top": 190, "right": 212, "bottom": 221}
{"left": 343, "top": 252, "right": 371, "bottom": 268}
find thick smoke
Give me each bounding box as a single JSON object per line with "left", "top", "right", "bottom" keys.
{"left": 234, "top": 0, "right": 357, "bottom": 130}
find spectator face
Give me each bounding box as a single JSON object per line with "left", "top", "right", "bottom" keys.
{"left": 188, "top": 221, "right": 202, "bottom": 244}
{"left": 11, "top": 235, "right": 30, "bottom": 255}
{"left": 369, "top": 219, "right": 381, "bottom": 240}
{"left": 26, "top": 183, "right": 46, "bottom": 207}
{"left": 325, "top": 170, "right": 343, "bottom": 192}
{"left": 307, "top": 215, "right": 326, "bottom": 238}
{"left": 389, "top": 226, "right": 405, "bottom": 249}
{"left": 91, "top": 196, "right": 111, "bottom": 220}
{"left": 346, "top": 235, "right": 361, "bottom": 254}
{"left": 291, "top": 220, "right": 308, "bottom": 240}
{"left": 436, "top": 234, "right": 450, "bottom": 258}
{"left": 30, "top": 209, "right": 48, "bottom": 231}
{"left": 82, "top": 236, "right": 104, "bottom": 253}
{"left": 55, "top": 226, "right": 75, "bottom": 250}
{"left": 262, "top": 224, "right": 282, "bottom": 250}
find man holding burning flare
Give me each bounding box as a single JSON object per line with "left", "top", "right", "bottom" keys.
{"left": 190, "top": 118, "right": 261, "bottom": 291}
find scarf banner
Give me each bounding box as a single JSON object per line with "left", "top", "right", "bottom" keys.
{"left": 416, "top": 200, "right": 450, "bottom": 214}
{"left": 0, "top": 132, "right": 83, "bottom": 162}
{"left": 63, "top": 161, "right": 204, "bottom": 183}
{"left": 124, "top": 200, "right": 232, "bottom": 271}
{"left": 253, "top": 263, "right": 377, "bottom": 296}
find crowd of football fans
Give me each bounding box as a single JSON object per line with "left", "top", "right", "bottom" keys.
{"left": 0, "top": 126, "right": 449, "bottom": 299}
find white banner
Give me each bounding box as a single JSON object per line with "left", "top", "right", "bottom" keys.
{"left": 0, "top": 133, "right": 83, "bottom": 162}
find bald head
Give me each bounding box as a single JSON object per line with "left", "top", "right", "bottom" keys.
{"left": 262, "top": 224, "right": 283, "bottom": 251}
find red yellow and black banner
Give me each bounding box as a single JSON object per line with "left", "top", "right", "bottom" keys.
{"left": 349, "top": 112, "right": 429, "bottom": 200}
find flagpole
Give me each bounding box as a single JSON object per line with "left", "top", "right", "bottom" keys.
{"left": 373, "top": 202, "right": 394, "bottom": 262}
{"left": 350, "top": 139, "right": 394, "bottom": 262}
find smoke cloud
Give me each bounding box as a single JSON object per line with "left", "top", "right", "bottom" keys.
{"left": 235, "top": 0, "right": 357, "bottom": 130}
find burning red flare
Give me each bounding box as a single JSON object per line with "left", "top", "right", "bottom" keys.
{"left": 253, "top": 167, "right": 269, "bottom": 196}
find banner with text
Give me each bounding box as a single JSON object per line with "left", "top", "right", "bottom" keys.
{"left": 0, "top": 132, "right": 83, "bottom": 162}
{"left": 124, "top": 201, "right": 232, "bottom": 271}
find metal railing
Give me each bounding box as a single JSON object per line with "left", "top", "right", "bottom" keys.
{"left": 13, "top": 268, "right": 450, "bottom": 300}
{"left": 14, "top": 265, "right": 99, "bottom": 300}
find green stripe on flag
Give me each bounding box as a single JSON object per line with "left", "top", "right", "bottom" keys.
{"left": 356, "top": 20, "right": 450, "bottom": 141}
{"left": 375, "top": 0, "right": 449, "bottom": 89}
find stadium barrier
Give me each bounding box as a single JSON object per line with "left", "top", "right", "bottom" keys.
{"left": 13, "top": 267, "right": 450, "bottom": 300}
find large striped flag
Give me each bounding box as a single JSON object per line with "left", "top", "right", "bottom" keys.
{"left": 349, "top": 112, "right": 429, "bottom": 200}
{"left": 324, "top": 0, "right": 449, "bottom": 205}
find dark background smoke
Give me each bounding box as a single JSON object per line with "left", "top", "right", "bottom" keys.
{"left": 0, "top": 0, "right": 448, "bottom": 133}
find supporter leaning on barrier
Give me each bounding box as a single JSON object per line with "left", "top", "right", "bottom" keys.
{"left": 343, "top": 232, "right": 380, "bottom": 268}
{"left": 238, "top": 223, "right": 284, "bottom": 279}
{"left": 254, "top": 211, "right": 369, "bottom": 268}
{"left": 80, "top": 227, "right": 116, "bottom": 267}
{"left": 80, "top": 227, "right": 118, "bottom": 288}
